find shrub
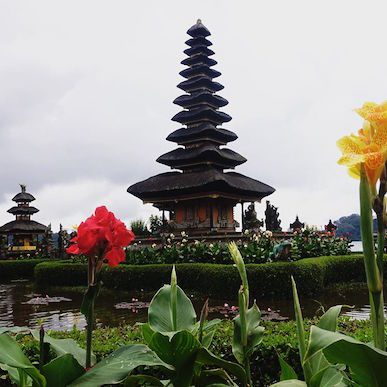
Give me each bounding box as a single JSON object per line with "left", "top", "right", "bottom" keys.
{"left": 0, "top": 259, "right": 48, "bottom": 280}
{"left": 34, "top": 254, "right": 368, "bottom": 298}
{"left": 126, "top": 229, "right": 352, "bottom": 265}
{"left": 129, "top": 219, "right": 149, "bottom": 236}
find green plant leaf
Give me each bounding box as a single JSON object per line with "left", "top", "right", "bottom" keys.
{"left": 149, "top": 330, "right": 200, "bottom": 368}
{"left": 291, "top": 277, "right": 306, "bottom": 362}
{"left": 31, "top": 330, "right": 96, "bottom": 366}
{"left": 271, "top": 380, "right": 307, "bottom": 386}
{"left": 123, "top": 374, "right": 165, "bottom": 386}
{"left": 140, "top": 323, "right": 155, "bottom": 345}
{"left": 69, "top": 344, "right": 173, "bottom": 386}
{"left": 0, "top": 333, "right": 46, "bottom": 387}
{"left": 321, "top": 328, "right": 387, "bottom": 387}
{"left": 195, "top": 369, "right": 238, "bottom": 386}
{"left": 232, "top": 302, "right": 264, "bottom": 364}
{"left": 196, "top": 347, "right": 246, "bottom": 386}
{"left": 317, "top": 305, "right": 344, "bottom": 332}
{"left": 41, "top": 354, "right": 85, "bottom": 387}
{"left": 278, "top": 355, "right": 298, "bottom": 381}
{"left": 148, "top": 284, "right": 196, "bottom": 335}
{"left": 0, "top": 364, "right": 31, "bottom": 386}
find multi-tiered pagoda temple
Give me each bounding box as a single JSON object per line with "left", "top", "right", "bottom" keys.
{"left": 0, "top": 185, "right": 47, "bottom": 255}
{"left": 128, "top": 20, "right": 275, "bottom": 233}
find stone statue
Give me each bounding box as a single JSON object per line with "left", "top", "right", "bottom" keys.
{"left": 244, "top": 202, "right": 263, "bottom": 231}
{"left": 265, "top": 201, "right": 282, "bottom": 232}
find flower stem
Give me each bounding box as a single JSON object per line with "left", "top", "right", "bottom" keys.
{"left": 86, "top": 296, "right": 94, "bottom": 368}
{"left": 360, "top": 167, "right": 385, "bottom": 350}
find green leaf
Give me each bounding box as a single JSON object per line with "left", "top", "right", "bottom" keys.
{"left": 80, "top": 282, "right": 101, "bottom": 320}
{"left": 291, "top": 277, "right": 306, "bottom": 362}
{"left": 271, "top": 380, "right": 307, "bottom": 386}
{"left": 41, "top": 354, "right": 85, "bottom": 387}
{"left": 232, "top": 302, "right": 264, "bottom": 364}
{"left": 317, "top": 305, "right": 344, "bottom": 332}
{"left": 196, "top": 347, "right": 246, "bottom": 386}
{"left": 317, "top": 366, "right": 349, "bottom": 387}
{"left": 69, "top": 344, "right": 173, "bottom": 387}
{"left": 195, "top": 369, "right": 238, "bottom": 386}
{"left": 149, "top": 330, "right": 200, "bottom": 368}
{"left": 123, "top": 374, "right": 165, "bottom": 386}
{"left": 148, "top": 284, "right": 196, "bottom": 335}
{"left": 0, "top": 364, "right": 31, "bottom": 386}
{"left": 0, "top": 333, "right": 46, "bottom": 387}
{"left": 31, "top": 330, "right": 96, "bottom": 366}
{"left": 140, "top": 323, "right": 155, "bottom": 345}
{"left": 278, "top": 355, "right": 298, "bottom": 381}
{"left": 321, "top": 328, "right": 387, "bottom": 387}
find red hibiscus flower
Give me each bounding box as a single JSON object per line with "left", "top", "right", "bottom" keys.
{"left": 66, "top": 206, "right": 135, "bottom": 267}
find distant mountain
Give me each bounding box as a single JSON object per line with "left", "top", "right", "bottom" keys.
{"left": 334, "top": 214, "right": 377, "bottom": 241}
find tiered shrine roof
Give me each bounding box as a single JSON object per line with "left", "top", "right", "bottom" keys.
{"left": 128, "top": 20, "right": 274, "bottom": 205}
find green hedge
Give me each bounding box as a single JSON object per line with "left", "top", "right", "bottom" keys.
{"left": 33, "top": 254, "right": 376, "bottom": 298}
{"left": 0, "top": 259, "right": 49, "bottom": 280}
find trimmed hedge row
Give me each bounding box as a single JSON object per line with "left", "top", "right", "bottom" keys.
{"left": 33, "top": 254, "right": 375, "bottom": 298}
{"left": 0, "top": 259, "right": 49, "bottom": 280}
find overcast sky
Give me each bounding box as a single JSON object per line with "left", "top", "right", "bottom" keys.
{"left": 1, "top": 0, "right": 386, "bottom": 232}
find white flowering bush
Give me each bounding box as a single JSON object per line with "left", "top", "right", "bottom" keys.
{"left": 125, "top": 229, "right": 351, "bottom": 265}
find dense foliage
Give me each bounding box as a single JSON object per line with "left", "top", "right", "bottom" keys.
{"left": 126, "top": 229, "right": 351, "bottom": 265}
{"left": 10, "top": 318, "right": 373, "bottom": 386}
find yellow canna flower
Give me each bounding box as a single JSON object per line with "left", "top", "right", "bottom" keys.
{"left": 337, "top": 101, "right": 387, "bottom": 186}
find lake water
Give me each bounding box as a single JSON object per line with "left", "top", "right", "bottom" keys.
{"left": 351, "top": 241, "right": 362, "bottom": 252}
{"left": 0, "top": 280, "right": 383, "bottom": 331}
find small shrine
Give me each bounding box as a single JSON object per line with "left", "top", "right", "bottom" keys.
{"left": 290, "top": 216, "right": 304, "bottom": 232}
{"left": 128, "top": 20, "right": 275, "bottom": 233}
{"left": 325, "top": 219, "right": 337, "bottom": 233}
{"left": 0, "top": 185, "right": 47, "bottom": 255}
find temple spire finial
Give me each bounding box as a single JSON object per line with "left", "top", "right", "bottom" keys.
{"left": 197, "top": 19, "right": 202, "bottom": 24}
{"left": 20, "top": 184, "right": 26, "bottom": 193}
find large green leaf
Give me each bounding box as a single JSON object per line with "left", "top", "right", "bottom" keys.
{"left": 0, "top": 364, "right": 31, "bottom": 386}
{"left": 149, "top": 330, "right": 200, "bottom": 386}
{"left": 0, "top": 333, "right": 46, "bottom": 387}
{"left": 123, "top": 374, "right": 165, "bottom": 386}
{"left": 31, "top": 330, "right": 96, "bottom": 366}
{"left": 41, "top": 354, "right": 85, "bottom": 387}
{"left": 148, "top": 284, "right": 196, "bottom": 335}
{"left": 196, "top": 347, "right": 246, "bottom": 386}
{"left": 232, "top": 302, "right": 264, "bottom": 364}
{"left": 317, "top": 305, "right": 344, "bottom": 332}
{"left": 149, "top": 330, "right": 200, "bottom": 368}
{"left": 304, "top": 326, "right": 348, "bottom": 387}
{"left": 271, "top": 380, "right": 307, "bottom": 386}
{"left": 278, "top": 355, "right": 298, "bottom": 381}
{"left": 69, "top": 344, "right": 173, "bottom": 387}
{"left": 195, "top": 369, "right": 238, "bottom": 386}
{"left": 322, "top": 328, "right": 387, "bottom": 387}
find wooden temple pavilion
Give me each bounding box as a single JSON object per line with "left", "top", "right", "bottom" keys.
{"left": 128, "top": 20, "right": 275, "bottom": 233}
{"left": 0, "top": 185, "right": 47, "bottom": 255}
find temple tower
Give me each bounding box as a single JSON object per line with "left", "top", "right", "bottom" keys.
{"left": 0, "top": 185, "right": 47, "bottom": 255}
{"left": 128, "top": 20, "right": 275, "bottom": 233}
